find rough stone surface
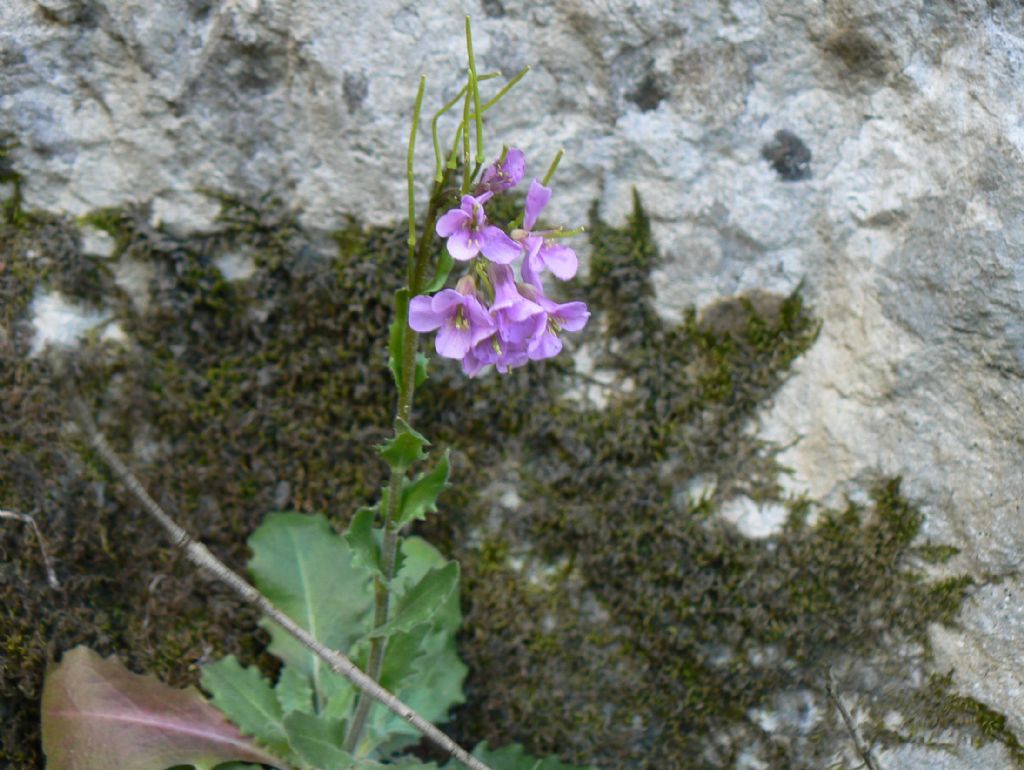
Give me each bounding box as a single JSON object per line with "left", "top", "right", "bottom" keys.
{"left": 877, "top": 742, "right": 1014, "bottom": 770}
{"left": 4, "top": 0, "right": 1024, "bottom": 767}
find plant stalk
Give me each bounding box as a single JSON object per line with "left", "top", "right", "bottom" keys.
{"left": 343, "top": 175, "right": 449, "bottom": 753}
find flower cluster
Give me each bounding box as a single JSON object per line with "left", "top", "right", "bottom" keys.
{"left": 410, "top": 149, "right": 590, "bottom": 377}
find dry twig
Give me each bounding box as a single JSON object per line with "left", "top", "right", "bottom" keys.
{"left": 0, "top": 509, "right": 60, "bottom": 590}
{"left": 826, "top": 666, "right": 881, "bottom": 770}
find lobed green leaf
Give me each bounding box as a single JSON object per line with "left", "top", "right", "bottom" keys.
{"left": 249, "top": 513, "right": 373, "bottom": 711}
{"left": 396, "top": 449, "right": 450, "bottom": 528}
{"left": 275, "top": 667, "right": 315, "bottom": 717}
{"left": 282, "top": 710, "right": 352, "bottom": 770}
{"left": 377, "top": 418, "right": 429, "bottom": 472}
{"left": 315, "top": 538, "right": 467, "bottom": 754}
{"left": 200, "top": 656, "right": 291, "bottom": 759}
{"left": 368, "top": 562, "right": 459, "bottom": 639}
{"left": 345, "top": 505, "right": 382, "bottom": 575}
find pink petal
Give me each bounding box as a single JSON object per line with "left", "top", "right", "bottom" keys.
{"left": 539, "top": 243, "right": 578, "bottom": 280}
{"left": 464, "top": 191, "right": 493, "bottom": 209}
{"left": 436, "top": 324, "right": 473, "bottom": 359}
{"left": 523, "top": 179, "right": 551, "bottom": 230}
{"left": 555, "top": 301, "right": 590, "bottom": 332}
{"left": 528, "top": 331, "right": 562, "bottom": 361}
{"left": 503, "top": 148, "right": 526, "bottom": 186}
{"left": 430, "top": 289, "right": 465, "bottom": 316}
{"left": 521, "top": 249, "right": 543, "bottom": 289}
{"left": 480, "top": 226, "right": 521, "bottom": 264}
{"left": 408, "top": 295, "right": 445, "bottom": 332}
{"left": 446, "top": 229, "right": 481, "bottom": 261}
{"left": 436, "top": 208, "right": 470, "bottom": 237}
{"left": 489, "top": 264, "right": 521, "bottom": 311}
{"left": 463, "top": 296, "right": 498, "bottom": 344}
{"left": 461, "top": 348, "right": 488, "bottom": 377}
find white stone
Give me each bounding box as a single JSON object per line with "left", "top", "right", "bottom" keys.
{"left": 79, "top": 226, "right": 117, "bottom": 258}
{"left": 684, "top": 474, "right": 717, "bottom": 508}
{"left": 113, "top": 258, "right": 155, "bottom": 313}
{"left": 748, "top": 689, "right": 820, "bottom": 735}
{"left": 876, "top": 741, "right": 1013, "bottom": 770}
{"left": 151, "top": 191, "right": 222, "bottom": 236}
{"left": 214, "top": 251, "right": 257, "bottom": 282}
{"left": 719, "top": 495, "right": 789, "bottom": 539}
{"left": 28, "top": 291, "right": 110, "bottom": 356}
{"left": 932, "top": 578, "right": 1024, "bottom": 740}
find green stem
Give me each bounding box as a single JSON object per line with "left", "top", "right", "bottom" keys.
{"left": 434, "top": 85, "right": 468, "bottom": 182}
{"left": 465, "top": 16, "right": 484, "bottom": 165}
{"left": 442, "top": 66, "right": 529, "bottom": 179}
{"left": 542, "top": 148, "right": 564, "bottom": 186}
{"left": 480, "top": 65, "right": 530, "bottom": 111}
{"left": 433, "top": 73, "right": 499, "bottom": 181}
{"left": 461, "top": 85, "right": 472, "bottom": 193}
{"left": 343, "top": 175, "right": 450, "bottom": 754}
{"left": 407, "top": 76, "right": 427, "bottom": 260}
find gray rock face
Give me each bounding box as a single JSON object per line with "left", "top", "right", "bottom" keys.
{"left": 5, "top": 0, "right": 1024, "bottom": 766}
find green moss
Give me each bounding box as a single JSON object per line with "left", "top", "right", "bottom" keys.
{"left": 887, "top": 673, "right": 1024, "bottom": 764}
{"left": 0, "top": 134, "right": 27, "bottom": 228}
{"left": 0, "top": 182, "right": 1014, "bottom": 769}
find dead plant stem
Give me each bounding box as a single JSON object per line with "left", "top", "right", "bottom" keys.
{"left": 0, "top": 509, "right": 60, "bottom": 589}
{"left": 826, "top": 667, "right": 881, "bottom": 770}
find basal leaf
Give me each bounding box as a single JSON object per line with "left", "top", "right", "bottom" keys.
{"left": 41, "top": 646, "right": 282, "bottom": 770}
{"left": 355, "top": 760, "right": 437, "bottom": 769}
{"left": 468, "top": 742, "right": 596, "bottom": 770}
{"left": 367, "top": 562, "right": 459, "bottom": 638}
{"left": 282, "top": 711, "right": 351, "bottom": 770}
{"left": 316, "top": 635, "right": 366, "bottom": 721}
{"left": 275, "top": 666, "right": 314, "bottom": 716}
{"left": 377, "top": 418, "right": 429, "bottom": 471}
{"left": 322, "top": 679, "right": 358, "bottom": 721}
{"left": 200, "top": 656, "right": 290, "bottom": 758}
{"left": 345, "top": 505, "right": 382, "bottom": 575}
{"left": 395, "top": 450, "right": 450, "bottom": 529}
{"left": 249, "top": 513, "right": 373, "bottom": 710}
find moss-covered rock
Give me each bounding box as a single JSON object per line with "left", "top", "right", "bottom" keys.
{"left": 0, "top": 172, "right": 1017, "bottom": 768}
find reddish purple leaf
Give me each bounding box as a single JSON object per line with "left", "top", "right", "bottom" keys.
{"left": 42, "top": 646, "right": 282, "bottom": 770}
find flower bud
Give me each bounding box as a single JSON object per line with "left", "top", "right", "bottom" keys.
{"left": 455, "top": 274, "right": 478, "bottom": 296}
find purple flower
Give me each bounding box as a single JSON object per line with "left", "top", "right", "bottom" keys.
{"left": 489, "top": 263, "right": 540, "bottom": 321}
{"left": 460, "top": 346, "right": 489, "bottom": 378}
{"left": 470, "top": 334, "right": 531, "bottom": 374}
{"left": 512, "top": 179, "right": 579, "bottom": 284}
{"left": 408, "top": 277, "right": 496, "bottom": 359}
{"left": 476, "top": 147, "right": 525, "bottom": 194}
{"left": 463, "top": 264, "right": 543, "bottom": 374}
{"left": 519, "top": 283, "right": 590, "bottom": 361}
{"left": 435, "top": 192, "right": 521, "bottom": 264}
